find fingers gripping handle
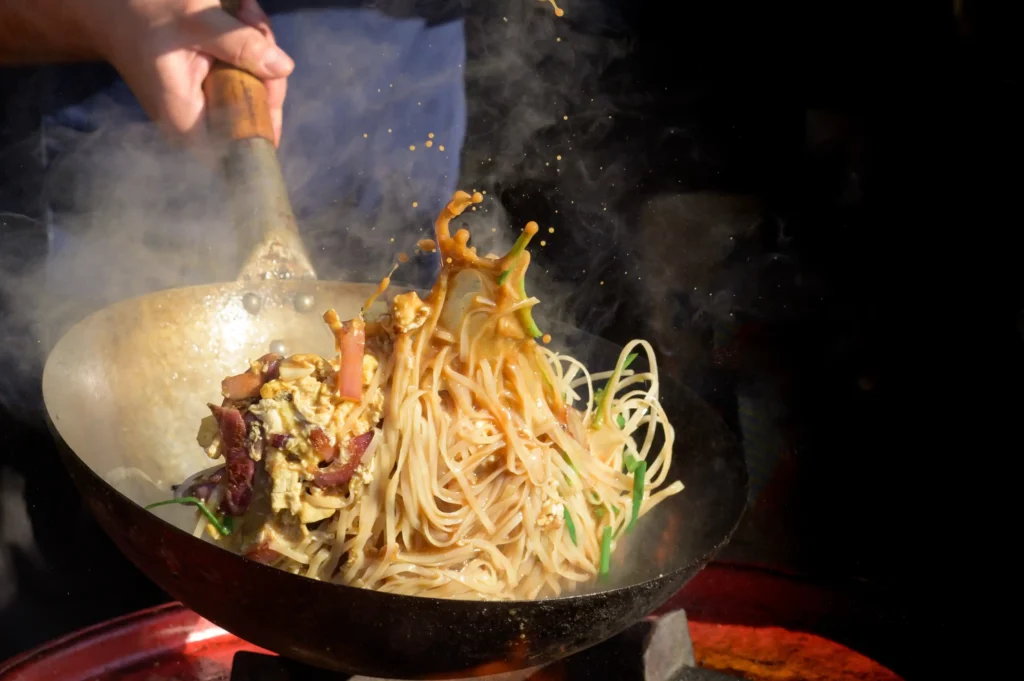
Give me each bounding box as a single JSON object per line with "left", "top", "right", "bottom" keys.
{"left": 202, "top": 0, "right": 275, "bottom": 142}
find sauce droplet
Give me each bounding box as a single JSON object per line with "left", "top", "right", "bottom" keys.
{"left": 439, "top": 145, "right": 446, "bottom": 151}
{"left": 398, "top": 252, "right": 409, "bottom": 264}
{"left": 542, "top": 334, "right": 552, "bottom": 344}
{"left": 541, "top": 0, "right": 565, "bottom": 16}
{"left": 412, "top": 201, "right": 419, "bottom": 208}
{"left": 418, "top": 239, "right": 438, "bottom": 253}
{"left": 425, "top": 140, "right": 433, "bottom": 148}
{"left": 428, "top": 133, "right": 435, "bottom": 139}
{"left": 409, "top": 145, "right": 416, "bottom": 151}
{"left": 548, "top": 227, "right": 555, "bottom": 234}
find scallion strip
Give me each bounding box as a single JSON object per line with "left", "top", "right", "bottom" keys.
{"left": 628, "top": 460, "right": 647, "bottom": 531}
{"left": 498, "top": 268, "right": 512, "bottom": 285}
{"left": 516, "top": 276, "right": 543, "bottom": 338}
{"left": 591, "top": 387, "right": 609, "bottom": 430}
{"left": 591, "top": 354, "right": 636, "bottom": 431}
{"left": 146, "top": 497, "right": 233, "bottom": 536}
{"left": 616, "top": 413, "right": 626, "bottom": 429}
{"left": 599, "top": 526, "right": 612, "bottom": 575}
{"left": 623, "top": 452, "right": 638, "bottom": 473}
{"left": 504, "top": 228, "right": 535, "bottom": 261}
{"left": 563, "top": 507, "right": 578, "bottom": 545}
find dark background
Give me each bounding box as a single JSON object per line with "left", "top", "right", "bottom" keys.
{"left": 2, "top": 1, "right": 1019, "bottom": 677}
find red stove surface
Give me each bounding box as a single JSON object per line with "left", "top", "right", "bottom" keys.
{"left": 0, "top": 567, "right": 903, "bottom": 681}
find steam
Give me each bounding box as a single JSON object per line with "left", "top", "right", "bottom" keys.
{"left": 459, "top": 0, "right": 632, "bottom": 333}
{"left": 0, "top": 1, "right": 646, "bottom": 422}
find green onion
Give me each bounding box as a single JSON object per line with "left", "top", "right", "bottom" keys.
{"left": 505, "top": 227, "right": 535, "bottom": 261}
{"left": 563, "top": 507, "right": 578, "bottom": 545}
{"left": 561, "top": 451, "right": 578, "bottom": 473}
{"left": 599, "top": 526, "right": 612, "bottom": 575}
{"left": 628, "top": 460, "right": 647, "bottom": 531}
{"left": 498, "top": 269, "right": 512, "bottom": 285}
{"left": 146, "top": 497, "right": 233, "bottom": 536}
{"left": 591, "top": 388, "right": 609, "bottom": 430}
{"left": 591, "top": 353, "right": 639, "bottom": 430}
{"left": 623, "top": 453, "right": 639, "bottom": 473}
{"left": 594, "top": 507, "right": 605, "bottom": 519}
{"left": 616, "top": 413, "right": 626, "bottom": 429}
{"left": 516, "top": 276, "right": 543, "bottom": 338}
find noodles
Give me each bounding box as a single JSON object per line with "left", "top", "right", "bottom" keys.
{"left": 171, "top": 191, "right": 683, "bottom": 600}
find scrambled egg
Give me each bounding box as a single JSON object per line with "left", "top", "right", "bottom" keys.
{"left": 265, "top": 449, "right": 304, "bottom": 514}
{"left": 244, "top": 351, "right": 383, "bottom": 520}
{"left": 196, "top": 415, "right": 221, "bottom": 458}
{"left": 392, "top": 291, "right": 430, "bottom": 334}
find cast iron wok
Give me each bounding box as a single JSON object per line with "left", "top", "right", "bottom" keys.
{"left": 41, "top": 277, "right": 747, "bottom": 678}
{"left": 39, "top": 3, "right": 748, "bottom": 674}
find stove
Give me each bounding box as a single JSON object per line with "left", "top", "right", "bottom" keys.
{"left": 226, "top": 610, "right": 735, "bottom": 681}
{"left": 0, "top": 592, "right": 903, "bottom": 681}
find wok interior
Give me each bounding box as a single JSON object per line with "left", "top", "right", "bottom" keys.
{"left": 42, "top": 280, "right": 745, "bottom": 597}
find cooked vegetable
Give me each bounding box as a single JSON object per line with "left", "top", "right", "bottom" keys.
{"left": 563, "top": 506, "right": 578, "bottom": 545}
{"left": 599, "top": 525, "right": 612, "bottom": 575}
{"left": 146, "top": 496, "right": 232, "bottom": 536}
{"left": 628, "top": 460, "right": 647, "bottom": 531}
{"left": 591, "top": 352, "right": 640, "bottom": 430}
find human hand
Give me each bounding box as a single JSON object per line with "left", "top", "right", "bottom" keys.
{"left": 79, "top": 0, "right": 292, "bottom": 145}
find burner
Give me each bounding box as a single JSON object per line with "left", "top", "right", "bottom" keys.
{"left": 228, "top": 610, "right": 736, "bottom": 681}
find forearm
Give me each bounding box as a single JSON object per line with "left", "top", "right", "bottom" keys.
{"left": 0, "top": 0, "right": 98, "bottom": 64}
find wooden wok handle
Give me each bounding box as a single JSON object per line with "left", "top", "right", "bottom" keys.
{"left": 199, "top": 1, "right": 316, "bottom": 282}
{"left": 201, "top": 0, "right": 275, "bottom": 143}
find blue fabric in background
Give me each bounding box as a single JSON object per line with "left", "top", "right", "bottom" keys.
{"left": 41, "top": 6, "right": 466, "bottom": 299}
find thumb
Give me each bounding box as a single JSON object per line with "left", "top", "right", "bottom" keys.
{"left": 189, "top": 8, "right": 294, "bottom": 79}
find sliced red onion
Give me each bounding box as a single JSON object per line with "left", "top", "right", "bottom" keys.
{"left": 309, "top": 427, "right": 339, "bottom": 463}
{"left": 244, "top": 543, "right": 280, "bottom": 565}
{"left": 258, "top": 353, "right": 281, "bottom": 382}
{"left": 268, "top": 433, "right": 291, "bottom": 449}
{"left": 209, "top": 405, "right": 255, "bottom": 516}
{"left": 221, "top": 371, "right": 262, "bottom": 400}
{"left": 311, "top": 431, "right": 374, "bottom": 488}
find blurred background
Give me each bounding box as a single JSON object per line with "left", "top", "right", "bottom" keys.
{"left": 1, "top": 1, "right": 1019, "bottom": 678}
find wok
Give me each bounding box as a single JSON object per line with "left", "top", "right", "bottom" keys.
{"left": 39, "top": 8, "right": 749, "bottom": 677}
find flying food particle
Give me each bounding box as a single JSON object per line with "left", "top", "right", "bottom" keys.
{"left": 426, "top": 141, "right": 433, "bottom": 148}
{"left": 409, "top": 145, "right": 416, "bottom": 151}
